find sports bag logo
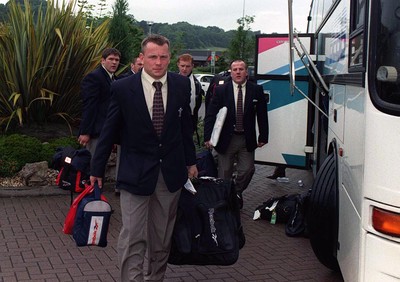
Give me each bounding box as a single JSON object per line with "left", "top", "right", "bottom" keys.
{"left": 208, "top": 208, "right": 218, "bottom": 246}
{"left": 88, "top": 216, "right": 104, "bottom": 245}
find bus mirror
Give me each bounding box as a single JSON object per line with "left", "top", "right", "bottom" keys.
{"left": 377, "top": 66, "right": 399, "bottom": 82}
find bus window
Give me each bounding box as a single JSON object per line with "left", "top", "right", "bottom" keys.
{"left": 371, "top": 0, "right": 400, "bottom": 109}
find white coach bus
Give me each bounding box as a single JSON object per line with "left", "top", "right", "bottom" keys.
{"left": 255, "top": 0, "right": 400, "bottom": 281}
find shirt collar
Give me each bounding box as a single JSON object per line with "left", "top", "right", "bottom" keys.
{"left": 232, "top": 81, "right": 246, "bottom": 89}
{"left": 101, "top": 64, "right": 114, "bottom": 80}
{"left": 142, "top": 69, "right": 167, "bottom": 86}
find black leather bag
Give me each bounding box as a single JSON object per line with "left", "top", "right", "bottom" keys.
{"left": 253, "top": 194, "right": 298, "bottom": 224}
{"left": 168, "top": 177, "right": 245, "bottom": 266}
{"left": 196, "top": 150, "right": 218, "bottom": 178}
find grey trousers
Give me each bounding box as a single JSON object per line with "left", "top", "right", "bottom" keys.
{"left": 86, "top": 137, "right": 98, "bottom": 157}
{"left": 217, "top": 134, "right": 255, "bottom": 194}
{"left": 118, "top": 172, "right": 181, "bottom": 282}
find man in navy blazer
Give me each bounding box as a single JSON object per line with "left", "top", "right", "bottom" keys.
{"left": 90, "top": 35, "right": 198, "bottom": 281}
{"left": 78, "top": 48, "right": 121, "bottom": 155}
{"left": 204, "top": 60, "right": 268, "bottom": 208}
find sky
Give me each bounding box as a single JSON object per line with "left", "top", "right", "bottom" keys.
{"left": 0, "top": 0, "right": 311, "bottom": 34}
{"left": 126, "top": 0, "right": 311, "bottom": 33}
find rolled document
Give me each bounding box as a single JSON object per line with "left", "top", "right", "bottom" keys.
{"left": 210, "top": 106, "right": 227, "bottom": 146}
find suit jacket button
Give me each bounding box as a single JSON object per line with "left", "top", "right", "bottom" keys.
{"left": 160, "top": 159, "right": 162, "bottom": 163}
{"left": 159, "top": 143, "right": 162, "bottom": 147}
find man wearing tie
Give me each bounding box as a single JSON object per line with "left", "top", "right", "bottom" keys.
{"left": 204, "top": 60, "right": 268, "bottom": 209}
{"left": 78, "top": 48, "right": 121, "bottom": 155}
{"left": 90, "top": 35, "right": 198, "bottom": 281}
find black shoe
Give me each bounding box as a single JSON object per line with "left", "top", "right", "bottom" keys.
{"left": 115, "top": 188, "right": 120, "bottom": 196}
{"left": 267, "top": 167, "right": 286, "bottom": 179}
{"left": 236, "top": 193, "right": 243, "bottom": 209}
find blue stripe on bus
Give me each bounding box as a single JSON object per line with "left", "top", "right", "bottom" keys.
{"left": 259, "top": 80, "right": 309, "bottom": 111}
{"left": 263, "top": 60, "right": 308, "bottom": 76}
{"left": 282, "top": 153, "right": 306, "bottom": 167}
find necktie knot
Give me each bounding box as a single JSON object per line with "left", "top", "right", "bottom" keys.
{"left": 153, "top": 81, "right": 162, "bottom": 91}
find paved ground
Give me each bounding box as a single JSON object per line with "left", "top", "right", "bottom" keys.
{"left": 0, "top": 165, "right": 344, "bottom": 282}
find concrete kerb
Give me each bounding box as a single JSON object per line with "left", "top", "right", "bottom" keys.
{"left": 0, "top": 182, "right": 117, "bottom": 198}
{"left": 0, "top": 185, "right": 69, "bottom": 197}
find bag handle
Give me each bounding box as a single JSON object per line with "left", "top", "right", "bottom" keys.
{"left": 94, "top": 182, "right": 101, "bottom": 200}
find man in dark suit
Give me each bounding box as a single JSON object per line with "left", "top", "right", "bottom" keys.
{"left": 204, "top": 60, "right": 268, "bottom": 208}
{"left": 177, "top": 53, "right": 204, "bottom": 141}
{"left": 90, "top": 34, "right": 198, "bottom": 281}
{"left": 120, "top": 56, "right": 144, "bottom": 78}
{"left": 78, "top": 48, "right": 121, "bottom": 155}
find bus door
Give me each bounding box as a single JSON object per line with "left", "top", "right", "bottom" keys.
{"left": 254, "top": 34, "right": 314, "bottom": 169}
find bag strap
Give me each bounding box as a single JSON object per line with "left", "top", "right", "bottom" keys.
{"left": 94, "top": 182, "right": 101, "bottom": 200}
{"left": 70, "top": 184, "right": 93, "bottom": 206}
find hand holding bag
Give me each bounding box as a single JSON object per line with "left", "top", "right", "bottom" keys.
{"left": 72, "top": 183, "right": 112, "bottom": 247}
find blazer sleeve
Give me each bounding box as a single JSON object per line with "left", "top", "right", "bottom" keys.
{"left": 79, "top": 71, "right": 101, "bottom": 135}
{"left": 180, "top": 77, "right": 197, "bottom": 166}
{"left": 90, "top": 85, "right": 121, "bottom": 177}
{"left": 204, "top": 84, "right": 224, "bottom": 142}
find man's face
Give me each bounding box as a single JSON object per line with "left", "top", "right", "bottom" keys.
{"left": 131, "top": 58, "right": 144, "bottom": 73}
{"left": 140, "top": 42, "right": 170, "bottom": 80}
{"left": 177, "top": 59, "right": 193, "bottom": 77}
{"left": 101, "top": 54, "right": 120, "bottom": 73}
{"left": 230, "top": 61, "right": 248, "bottom": 85}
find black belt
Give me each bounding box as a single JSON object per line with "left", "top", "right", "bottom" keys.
{"left": 234, "top": 131, "right": 245, "bottom": 135}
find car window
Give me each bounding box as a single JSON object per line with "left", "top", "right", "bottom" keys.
{"left": 202, "top": 76, "right": 213, "bottom": 83}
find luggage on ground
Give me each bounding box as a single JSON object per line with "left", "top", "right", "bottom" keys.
{"left": 196, "top": 150, "right": 218, "bottom": 178}
{"left": 168, "top": 177, "right": 245, "bottom": 266}
{"left": 53, "top": 146, "right": 91, "bottom": 193}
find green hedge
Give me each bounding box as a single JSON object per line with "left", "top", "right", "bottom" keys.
{"left": 0, "top": 134, "right": 79, "bottom": 177}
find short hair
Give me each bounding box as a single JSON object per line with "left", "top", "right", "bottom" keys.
{"left": 230, "top": 59, "right": 247, "bottom": 69}
{"left": 131, "top": 57, "right": 140, "bottom": 64}
{"left": 102, "top": 48, "right": 121, "bottom": 59}
{"left": 141, "top": 34, "right": 170, "bottom": 53}
{"left": 177, "top": 53, "right": 193, "bottom": 64}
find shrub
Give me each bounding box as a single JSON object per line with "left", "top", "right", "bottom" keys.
{"left": 0, "top": 134, "right": 43, "bottom": 176}
{"left": 0, "top": 134, "right": 80, "bottom": 177}
{"left": 0, "top": 0, "right": 111, "bottom": 131}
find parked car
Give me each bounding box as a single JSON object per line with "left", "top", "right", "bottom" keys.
{"left": 194, "top": 74, "right": 214, "bottom": 93}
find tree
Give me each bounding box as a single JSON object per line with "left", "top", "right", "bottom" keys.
{"left": 0, "top": 0, "right": 47, "bottom": 23}
{"left": 97, "top": 0, "right": 107, "bottom": 18}
{"left": 227, "top": 15, "right": 256, "bottom": 64}
{"left": 108, "top": 0, "right": 143, "bottom": 67}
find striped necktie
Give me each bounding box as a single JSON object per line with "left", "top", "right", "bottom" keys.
{"left": 236, "top": 84, "right": 244, "bottom": 132}
{"left": 152, "top": 81, "right": 164, "bottom": 136}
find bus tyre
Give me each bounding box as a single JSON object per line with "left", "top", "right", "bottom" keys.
{"left": 307, "top": 153, "right": 340, "bottom": 271}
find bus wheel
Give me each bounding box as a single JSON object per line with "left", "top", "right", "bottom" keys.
{"left": 307, "top": 153, "right": 340, "bottom": 271}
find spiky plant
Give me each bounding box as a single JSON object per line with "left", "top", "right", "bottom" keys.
{"left": 0, "top": 0, "right": 111, "bottom": 132}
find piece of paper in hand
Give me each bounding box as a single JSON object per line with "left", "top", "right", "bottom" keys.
{"left": 184, "top": 179, "right": 197, "bottom": 194}
{"left": 210, "top": 106, "right": 227, "bottom": 146}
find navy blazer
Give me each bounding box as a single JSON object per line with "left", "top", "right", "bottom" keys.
{"left": 204, "top": 80, "right": 269, "bottom": 153}
{"left": 79, "top": 66, "right": 113, "bottom": 138}
{"left": 91, "top": 72, "right": 197, "bottom": 196}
